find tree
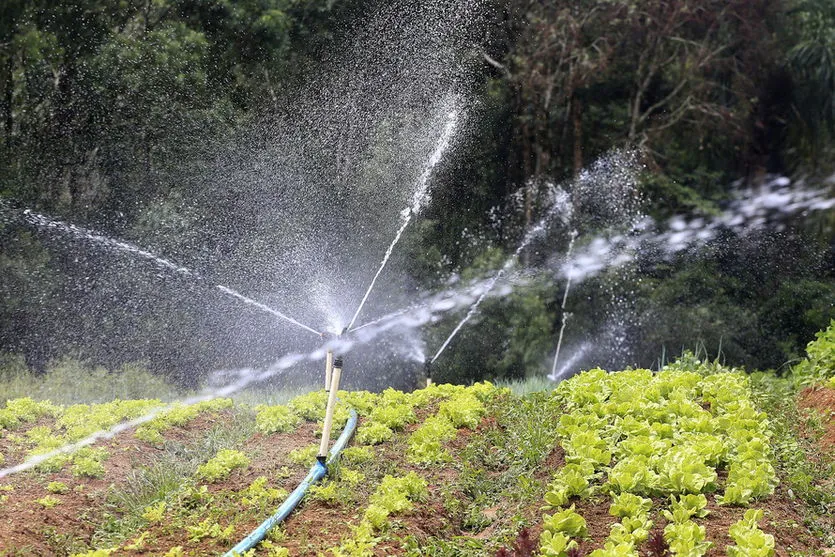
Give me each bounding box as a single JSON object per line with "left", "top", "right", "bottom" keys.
{"left": 785, "top": 0, "right": 835, "bottom": 168}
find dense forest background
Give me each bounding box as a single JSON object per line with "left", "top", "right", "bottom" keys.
{"left": 1, "top": 0, "right": 833, "bottom": 387}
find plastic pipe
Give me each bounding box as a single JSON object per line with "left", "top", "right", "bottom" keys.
{"left": 223, "top": 408, "right": 358, "bottom": 557}
{"left": 325, "top": 350, "right": 334, "bottom": 392}
{"left": 318, "top": 357, "right": 343, "bottom": 462}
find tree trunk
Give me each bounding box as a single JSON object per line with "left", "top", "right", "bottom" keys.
{"left": 572, "top": 96, "right": 583, "bottom": 175}
{"left": 2, "top": 55, "right": 12, "bottom": 137}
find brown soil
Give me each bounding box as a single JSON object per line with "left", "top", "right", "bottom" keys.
{"left": 798, "top": 385, "right": 835, "bottom": 450}
{"left": 0, "top": 433, "right": 161, "bottom": 555}
{"left": 1, "top": 393, "right": 830, "bottom": 556}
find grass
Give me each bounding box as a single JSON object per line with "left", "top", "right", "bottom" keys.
{"left": 494, "top": 374, "right": 556, "bottom": 395}
{"left": 749, "top": 372, "right": 835, "bottom": 546}
{"left": 0, "top": 355, "right": 182, "bottom": 404}
{"left": 89, "top": 406, "right": 256, "bottom": 548}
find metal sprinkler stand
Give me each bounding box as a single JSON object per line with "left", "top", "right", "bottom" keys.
{"left": 317, "top": 356, "right": 343, "bottom": 464}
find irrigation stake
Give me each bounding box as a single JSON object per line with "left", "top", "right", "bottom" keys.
{"left": 318, "top": 356, "right": 343, "bottom": 463}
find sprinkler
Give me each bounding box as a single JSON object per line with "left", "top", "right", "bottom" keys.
{"left": 317, "top": 356, "right": 344, "bottom": 464}
{"left": 424, "top": 359, "right": 432, "bottom": 388}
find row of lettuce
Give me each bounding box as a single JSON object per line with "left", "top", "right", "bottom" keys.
{"left": 539, "top": 364, "right": 779, "bottom": 556}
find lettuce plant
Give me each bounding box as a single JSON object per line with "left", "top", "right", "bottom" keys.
{"left": 197, "top": 449, "right": 250, "bottom": 483}
{"left": 661, "top": 494, "right": 709, "bottom": 523}
{"left": 588, "top": 541, "right": 639, "bottom": 556}
{"left": 663, "top": 520, "right": 712, "bottom": 556}
{"left": 609, "top": 492, "right": 653, "bottom": 519}
{"left": 355, "top": 421, "right": 394, "bottom": 445}
{"left": 538, "top": 531, "right": 578, "bottom": 557}
{"left": 542, "top": 504, "right": 588, "bottom": 538}
{"left": 726, "top": 509, "right": 775, "bottom": 557}
{"left": 544, "top": 462, "right": 595, "bottom": 509}
{"left": 255, "top": 405, "right": 300, "bottom": 434}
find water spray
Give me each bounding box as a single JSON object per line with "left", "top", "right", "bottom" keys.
{"left": 430, "top": 195, "right": 569, "bottom": 364}
{"left": 19, "top": 208, "right": 323, "bottom": 337}
{"left": 346, "top": 107, "right": 460, "bottom": 331}
{"left": 550, "top": 230, "right": 578, "bottom": 380}
{"left": 317, "top": 356, "right": 344, "bottom": 463}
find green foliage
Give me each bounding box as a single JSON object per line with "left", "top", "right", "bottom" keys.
{"left": 609, "top": 492, "right": 653, "bottom": 520}
{"left": 539, "top": 361, "right": 782, "bottom": 554}
{"left": 587, "top": 541, "right": 640, "bottom": 557}
{"left": 187, "top": 518, "right": 234, "bottom": 543}
{"left": 72, "top": 457, "right": 106, "bottom": 478}
{"left": 544, "top": 462, "right": 594, "bottom": 509}
{"left": 196, "top": 449, "right": 250, "bottom": 483}
{"left": 0, "top": 358, "right": 180, "bottom": 405}
{"left": 288, "top": 391, "right": 329, "bottom": 421}
{"left": 542, "top": 504, "right": 588, "bottom": 538}
{"left": 429, "top": 281, "right": 555, "bottom": 384}
{"left": 67, "top": 446, "right": 109, "bottom": 478}
{"left": 135, "top": 399, "right": 233, "bottom": 444}
{"left": 142, "top": 501, "right": 166, "bottom": 523}
{"left": 0, "top": 397, "right": 60, "bottom": 430}
{"left": 538, "top": 531, "right": 578, "bottom": 557}
{"left": 288, "top": 444, "right": 319, "bottom": 465}
{"left": 726, "top": 509, "right": 776, "bottom": 556}
{"left": 341, "top": 446, "right": 374, "bottom": 465}
{"left": 608, "top": 514, "right": 652, "bottom": 546}
{"left": 309, "top": 480, "right": 351, "bottom": 505}
{"left": 439, "top": 393, "right": 486, "bottom": 429}
{"left": 46, "top": 481, "right": 69, "bottom": 494}
{"left": 36, "top": 494, "right": 60, "bottom": 508}
{"left": 369, "top": 403, "right": 416, "bottom": 430}
{"left": 661, "top": 494, "right": 709, "bottom": 523}
{"left": 355, "top": 421, "right": 394, "bottom": 445}
{"left": 792, "top": 320, "right": 835, "bottom": 387}
{"left": 407, "top": 414, "right": 457, "bottom": 465}
{"left": 255, "top": 405, "right": 300, "bottom": 435}
{"left": 240, "top": 476, "right": 287, "bottom": 509}
{"left": 663, "top": 520, "right": 713, "bottom": 556}
{"left": 363, "top": 472, "right": 428, "bottom": 530}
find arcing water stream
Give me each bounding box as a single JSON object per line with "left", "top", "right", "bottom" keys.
{"left": 550, "top": 229, "right": 578, "bottom": 378}
{"left": 347, "top": 106, "right": 461, "bottom": 331}
{"left": 429, "top": 183, "right": 574, "bottom": 363}
{"left": 20, "top": 209, "right": 322, "bottom": 337}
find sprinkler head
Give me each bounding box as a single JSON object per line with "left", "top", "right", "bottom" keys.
{"left": 339, "top": 327, "right": 349, "bottom": 337}
{"left": 334, "top": 357, "right": 344, "bottom": 369}
{"left": 424, "top": 359, "right": 432, "bottom": 379}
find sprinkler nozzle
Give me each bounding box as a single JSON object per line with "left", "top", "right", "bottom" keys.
{"left": 424, "top": 359, "right": 432, "bottom": 380}
{"left": 339, "top": 327, "right": 349, "bottom": 337}
{"left": 334, "top": 356, "right": 344, "bottom": 368}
